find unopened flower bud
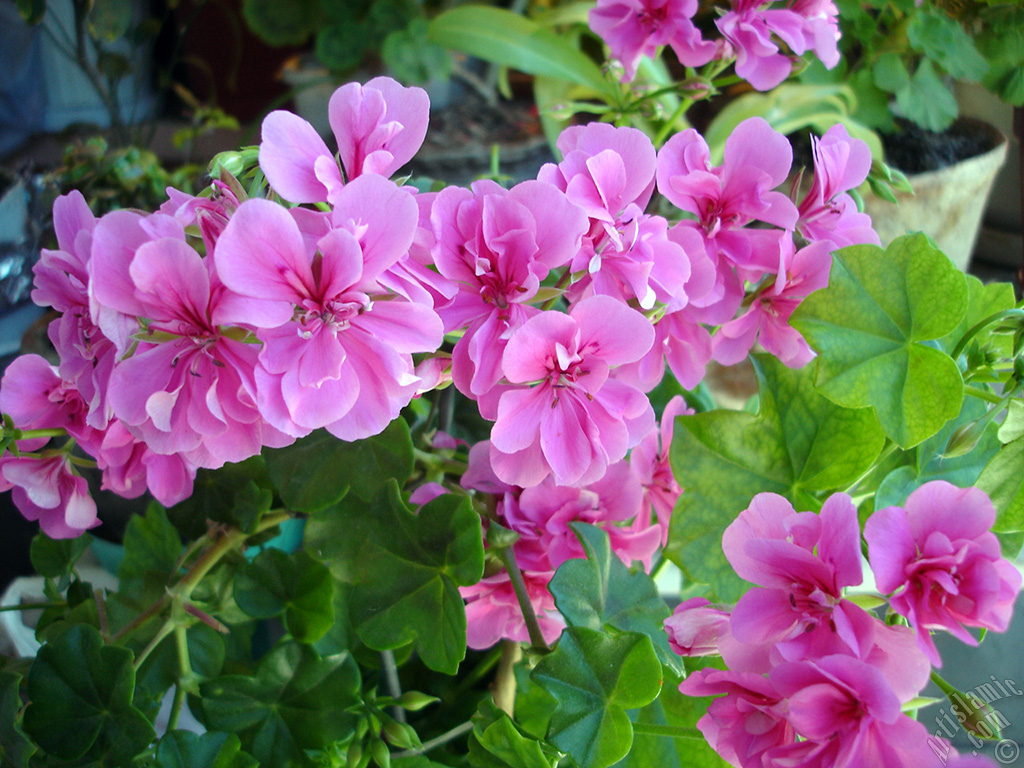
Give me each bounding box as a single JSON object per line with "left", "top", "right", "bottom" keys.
{"left": 679, "top": 77, "right": 714, "bottom": 100}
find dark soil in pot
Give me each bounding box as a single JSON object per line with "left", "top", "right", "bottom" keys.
{"left": 881, "top": 117, "right": 1000, "bottom": 174}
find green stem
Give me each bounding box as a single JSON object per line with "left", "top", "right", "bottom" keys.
{"left": 630, "top": 722, "right": 705, "bottom": 739}
{"left": 498, "top": 546, "right": 550, "bottom": 653}
{"left": 964, "top": 386, "right": 1004, "bottom": 405}
{"left": 653, "top": 97, "right": 695, "bottom": 147}
{"left": 392, "top": 721, "right": 474, "bottom": 759}
{"left": 133, "top": 621, "right": 174, "bottom": 671}
{"left": 493, "top": 640, "right": 521, "bottom": 717}
{"left": 541, "top": 270, "right": 573, "bottom": 311}
{"left": 167, "top": 684, "right": 186, "bottom": 733}
{"left": 0, "top": 602, "right": 65, "bottom": 612}
{"left": 950, "top": 308, "right": 1024, "bottom": 361}
{"left": 381, "top": 651, "right": 407, "bottom": 725}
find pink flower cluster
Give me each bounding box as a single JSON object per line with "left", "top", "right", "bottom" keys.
{"left": 1, "top": 77, "right": 873, "bottom": 647}
{"left": 589, "top": 0, "right": 840, "bottom": 89}
{"left": 666, "top": 482, "right": 1021, "bottom": 768}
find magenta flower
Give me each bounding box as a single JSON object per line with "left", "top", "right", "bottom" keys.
{"left": 664, "top": 597, "right": 731, "bottom": 656}
{"left": 865, "top": 481, "right": 1022, "bottom": 666}
{"left": 589, "top": 0, "right": 717, "bottom": 82}
{"left": 489, "top": 295, "right": 655, "bottom": 488}
{"left": 259, "top": 77, "right": 429, "bottom": 204}
{"left": 767, "top": 654, "right": 935, "bottom": 768}
{"left": 678, "top": 668, "right": 794, "bottom": 768}
{"left": 629, "top": 395, "right": 688, "bottom": 545}
{"left": 431, "top": 179, "right": 588, "bottom": 398}
{"left": 712, "top": 236, "right": 832, "bottom": 367}
{"left": 214, "top": 178, "right": 444, "bottom": 441}
{"left": 797, "top": 124, "right": 879, "bottom": 249}
{"left": 716, "top": 0, "right": 840, "bottom": 92}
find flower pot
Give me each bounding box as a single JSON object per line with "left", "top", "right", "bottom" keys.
{"left": 863, "top": 119, "right": 1008, "bottom": 271}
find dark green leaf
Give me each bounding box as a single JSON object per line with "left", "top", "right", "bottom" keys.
{"left": 791, "top": 233, "right": 968, "bottom": 448}
{"left": 29, "top": 533, "right": 90, "bottom": 580}
{"left": 234, "top": 549, "right": 335, "bottom": 643}
{"left": 15, "top": 0, "right": 45, "bottom": 25}
{"left": 306, "top": 482, "right": 483, "bottom": 673}
{"left": 611, "top": 681, "right": 722, "bottom": 768}
{"left": 118, "top": 503, "right": 183, "bottom": 606}
{"left": 23, "top": 625, "right": 154, "bottom": 763}
{"left": 0, "top": 671, "right": 34, "bottom": 768}
{"left": 87, "top": 0, "right": 132, "bottom": 41}
{"left": 167, "top": 456, "right": 273, "bottom": 538}
{"left": 156, "top": 730, "right": 257, "bottom": 768}
{"left": 242, "top": 0, "right": 318, "bottom": 46}
{"left": 265, "top": 419, "right": 414, "bottom": 512}
{"left": 532, "top": 627, "right": 662, "bottom": 768}
{"left": 200, "top": 643, "right": 361, "bottom": 767}
{"left": 315, "top": 21, "right": 373, "bottom": 72}
{"left": 666, "top": 355, "right": 886, "bottom": 599}
{"left": 550, "top": 524, "right": 679, "bottom": 675}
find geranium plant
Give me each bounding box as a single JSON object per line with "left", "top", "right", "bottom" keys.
{"left": 1, "top": 6, "right": 1023, "bottom": 768}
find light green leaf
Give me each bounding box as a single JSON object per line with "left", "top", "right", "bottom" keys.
{"left": 937, "top": 276, "right": 1016, "bottom": 358}
{"left": 666, "top": 355, "right": 886, "bottom": 600}
{"left": 895, "top": 60, "right": 959, "bottom": 132}
{"left": 468, "top": 700, "right": 556, "bottom": 768}
{"left": 532, "top": 627, "right": 663, "bottom": 768}
{"left": 550, "top": 524, "right": 680, "bottom": 675}
{"left": 265, "top": 419, "right": 414, "bottom": 512}
{"left": 998, "top": 400, "right": 1024, "bottom": 444}
{"left": 791, "top": 233, "right": 968, "bottom": 448}
{"left": 304, "top": 482, "right": 483, "bottom": 674}
{"left": 428, "top": 6, "right": 616, "bottom": 99}
{"left": 200, "top": 644, "right": 360, "bottom": 768}
{"left": 977, "top": 436, "right": 1024, "bottom": 533}
{"left": 875, "top": 397, "right": 1002, "bottom": 509}
{"left": 906, "top": 10, "right": 988, "bottom": 81}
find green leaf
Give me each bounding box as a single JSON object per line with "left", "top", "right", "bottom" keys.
{"left": 242, "top": 0, "right": 318, "bottom": 46}
{"left": 200, "top": 644, "right": 361, "bottom": 767}
{"left": 532, "top": 627, "right": 662, "bottom": 768}
{"left": 265, "top": 419, "right": 414, "bottom": 512}
{"left": 937, "top": 276, "right": 1016, "bottom": 358}
{"left": 135, "top": 623, "right": 226, "bottom": 713}
{"left": 895, "top": 60, "right": 959, "bottom": 132}
{"left": 29, "top": 533, "right": 90, "bottom": 580}
{"left": 383, "top": 19, "right": 452, "bottom": 85}
{"left": 998, "top": 400, "right": 1024, "bottom": 445}
{"left": 234, "top": 549, "right": 335, "bottom": 643}
{"left": 23, "top": 625, "right": 155, "bottom": 764}
{"left": 550, "top": 524, "right": 679, "bottom": 675}
{"left": 791, "top": 234, "right": 968, "bottom": 449}
{"left": 468, "top": 700, "right": 556, "bottom": 768}
{"left": 305, "top": 481, "right": 483, "bottom": 673}
{"left": 0, "top": 671, "right": 34, "bottom": 768}
{"left": 117, "top": 503, "right": 183, "bottom": 608}
{"left": 666, "top": 355, "right": 886, "bottom": 599}
{"left": 978, "top": 436, "right": 1024, "bottom": 533}
{"left": 875, "top": 396, "right": 1002, "bottom": 509}
{"left": 167, "top": 456, "right": 273, "bottom": 538}
{"left": 873, "top": 52, "right": 910, "bottom": 93}
{"left": 428, "top": 6, "right": 616, "bottom": 100}
{"left": 906, "top": 10, "right": 988, "bottom": 81}
{"left": 315, "top": 21, "right": 373, "bottom": 72}
{"left": 156, "top": 730, "right": 257, "bottom": 768}
{"left": 87, "top": 0, "right": 132, "bottom": 41}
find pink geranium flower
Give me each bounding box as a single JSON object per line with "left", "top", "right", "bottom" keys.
{"left": 796, "top": 124, "right": 879, "bottom": 249}
{"left": 259, "top": 77, "right": 429, "bottom": 204}
{"left": 431, "top": 179, "right": 588, "bottom": 398}
{"left": 865, "top": 481, "right": 1022, "bottom": 666}
{"left": 1, "top": 455, "right": 97, "bottom": 539}
{"left": 767, "top": 654, "right": 935, "bottom": 768}
{"left": 589, "top": 0, "right": 717, "bottom": 82}
{"left": 664, "top": 597, "right": 731, "bottom": 656}
{"left": 214, "top": 177, "right": 444, "bottom": 441}
{"left": 489, "top": 295, "right": 655, "bottom": 488}
{"left": 461, "top": 570, "right": 563, "bottom": 649}
{"left": 679, "top": 668, "right": 795, "bottom": 768}
{"left": 629, "top": 395, "right": 688, "bottom": 545}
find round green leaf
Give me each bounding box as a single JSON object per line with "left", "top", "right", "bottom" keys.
{"left": 791, "top": 234, "right": 968, "bottom": 448}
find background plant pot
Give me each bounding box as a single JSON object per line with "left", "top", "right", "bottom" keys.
{"left": 863, "top": 119, "right": 1008, "bottom": 270}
